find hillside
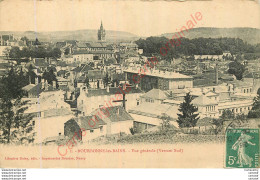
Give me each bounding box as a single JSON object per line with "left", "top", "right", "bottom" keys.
{"left": 0, "top": 29, "right": 139, "bottom": 42}
{"left": 161, "top": 27, "right": 260, "bottom": 44}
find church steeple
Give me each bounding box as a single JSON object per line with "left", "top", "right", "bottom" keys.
{"left": 100, "top": 21, "right": 103, "bottom": 29}
{"left": 98, "top": 21, "right": 106, "bottom": 42}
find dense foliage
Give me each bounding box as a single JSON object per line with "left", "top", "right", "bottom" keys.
{"left": 228, "top": 60, "right": 245, "bottom": 80}
{"left": 248, "top": 89, "right": 260, "bottom": 118}
{"left": 177, "top": 93, "right": 200, "bottom": 128}
{"left": 6, "top": 46, "right": 61, "bottom": 59}
{"left": 136, "top": 37, "right": 259, "bottom": 60}
{"left": 0, "top": 68, "right": 34, "bottom": 144}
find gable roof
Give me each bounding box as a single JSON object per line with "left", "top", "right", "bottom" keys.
{"left": 86, "top": 42, "right": 107, "bottom": 48}
{"left": 192, "top": 95, "right": 217, "bottom": 106}
{"left": 22, "top": 84, "right": 36, "bottom": 91}
{"left": 129, "top": 102, "right": 178, "bottom": 119}
{"left": 90, "top": 106, "right": 134, "bottom": 123}
{"left": 76, "top": 116, "right": 106, "bottom": 130}
{"left": 83, "top": 85, "right": 143, "bottom": 97}
{"left": 72, "top": 64, "right": 94, "bottom": 73}
{"left": 34, "top": 58, "right": 48, "bottom": 67}
{"left": 25, "top": 82, "right": 55, "bottom": 97}
{"left": 141, "top": 89, "right": 167, "bottom": 100}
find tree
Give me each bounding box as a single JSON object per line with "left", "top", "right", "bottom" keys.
{"left": 177, "top": 93, "right": 199, "bottom": 128}
{"left": 34, "top": 38, "right": 41, "bottom": 46}
{"left": 26, "top": 64, "right": 37, "bottom": 84}
{"left": 21, "top": 47, "right": 31, "bottom": 58}
{"left": 228, "top": 60, "right": 245, "bottom": 80}
{"left": 64, "top": 48, "right": 70, "bottom": 55}
{"left": 21, "top": 36, "right": 29, "bottom": 46}
{"left": 220, "top": 109, "right": 235, "bottom": 120}
{"left": 103, "top": 73, "right": 111, "bottom": 88}
{"left": 212, "top": 118, "right": 224, "bottom": 135}
{"left": 42, "top": 69, "right": 57, "bottom": 87}
{"left": 3, "top": 47, "right": 10, "bottom": 59}
{"left": 51, "top": 48, "right": 61, "bottom": 58}
{"left": 160, "top": 113, "right": 171, "bottom": 132}
{"left": 104, "top": 57, "right": 116, "bottom": 66}
{"left": 0, "top": 68, "right": 34, "bottom": 144}
{"left": 248, "top": 89, "right": 260, "bottom": 118}
{"left": 9, "top": 46, "right": 21, "bottom": 59}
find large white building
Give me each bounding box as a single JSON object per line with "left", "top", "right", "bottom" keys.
{"left": 124, "top": 66, "right": 193, "bottom": 91}
{"left": 77, "top": 85, "right": 143, "bottom": 116}
{"left": 128, "top": 80, "right": 256, "bottom": 131}
{"left": 25, "top": 91, "right": 74, "bottom": 144}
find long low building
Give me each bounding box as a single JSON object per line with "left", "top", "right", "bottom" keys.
{"left": 73, "top": 50, "right": 115, "bottom": 63}
{"left": 124, "top": 66, "right": 193, "bottom": 91}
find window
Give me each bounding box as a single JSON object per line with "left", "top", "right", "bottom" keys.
{"left": 32, "top": 121, "right": 35, "bottom": 126}
{"left": 59, "top": 133, "right": 61, "bottom": 136}
{"left": 137, "top": 101, "right": 139, "bottom": 106}
{"left": 248, "top": 107, "right": 250, "bottom": 110}
{"left": 90, "top": 130, "right": 94, "bottom": 133}
{"left": 240, "top": 108, "right": 242, "bottom": 112}
{"left": 37, "top": 112, "right": 41, "bottom": 118}
{"left": 100, "top": 126, "right": 103, "bottom": 132}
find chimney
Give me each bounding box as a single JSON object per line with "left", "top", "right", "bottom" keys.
{"left": 72, "top": 94, "right": 75, "bottom": 100}
{"left": 116, "top": 107, "right": 120, "bottom": 115}
{"left": 66, "top": 91, "right": 70, "bottom": 100}
{"left": 44, "top": 80, "right": 48, "bottom": 90}
{"left": 41, "top": 78, "right": 45, "bottom": 89}
{"left": 52, "top": 81, "right": 56, "bottom": 89}
{"left": 197, "top": 61, "right": 200, "bottom": 74}
{"left": 35, "top": 76, "right": 38, "bottom": 85}
{"left": 80, "top": 87, "right": 83, "bottom": 95}
{"left": 122, "top": 93, "right": 126, "bottom": 110}
{"left": 215, "top": 63, "right": 218, "bottom": 85}
{"left": 106, "top": 85, "right": 110, "bottom": 93}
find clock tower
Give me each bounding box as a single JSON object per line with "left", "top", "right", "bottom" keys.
{"left": 98, "top": 21, "right": 106, "bottom": 42}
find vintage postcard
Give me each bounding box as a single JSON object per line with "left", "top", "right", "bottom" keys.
{"left": 0, "top": 0, "right": 259, "bottom": 168}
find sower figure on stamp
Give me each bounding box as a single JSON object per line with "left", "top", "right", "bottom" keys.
{"left": 232, "top": 131, "right": 256, "bottom": 167}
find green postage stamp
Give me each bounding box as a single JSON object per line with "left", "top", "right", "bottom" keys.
{"left": 226, "top": 129, "right": 259, "bottom": 168}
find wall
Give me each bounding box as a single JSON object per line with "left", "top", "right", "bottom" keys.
{"left": 34, "top": 114, "right": 74, "bottom": 144}
{"left": 81, "top": 125, "right": 107, "bottom": 142}
{"left": 109, "top": 121, "right": 133, "bottom": 135}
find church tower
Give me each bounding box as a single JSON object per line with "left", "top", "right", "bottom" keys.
{"left": 98, "top": 21, "right": 106, "bottom": 42}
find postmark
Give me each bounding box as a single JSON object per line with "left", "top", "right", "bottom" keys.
{"left": 226, "top": 129, "right": 259, "bottom": 168}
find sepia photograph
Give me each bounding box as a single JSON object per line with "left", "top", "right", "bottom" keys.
{"left": 0, "top": 0, "right": 259, "bottom": 169}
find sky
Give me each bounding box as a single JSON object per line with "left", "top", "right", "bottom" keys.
{"left": 0, "top": 0, "right": 259, "bottom": 36}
